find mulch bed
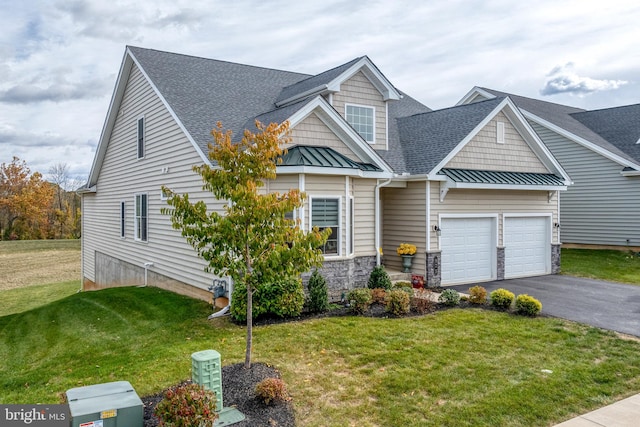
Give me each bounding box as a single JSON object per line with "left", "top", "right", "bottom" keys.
{"left": 143, "top": 363, "right": 295, "bottom": 427}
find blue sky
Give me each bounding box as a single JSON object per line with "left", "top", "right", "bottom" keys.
{"left": 1, "top": 0, "right": 639, "bottom": 182}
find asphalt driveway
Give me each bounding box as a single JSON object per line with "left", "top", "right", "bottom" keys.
{"left": 449, "top": 275, "right": 640, "bottom": 337}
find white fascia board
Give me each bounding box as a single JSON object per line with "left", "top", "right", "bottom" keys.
{"left": 455, "top": 87, "right": 497, "bottom": 106}
{"left": 77, "top": 185, "right": 97, "bottom": 194}
{"left": 501, "top": 99, "right": 572, "bottom": 185}
{"left": 427, "top": 98, "right": 510, "bottom": 175}
{"left": 621, "top": 169, "right": 640, "bottom": 177}
{"left": 326, "top": 57, "right": 401, "bottom": 101}
{"left": 276, "top": 165, "right": 392, "bottom": 179}
{"left": 286, "top": 96, "right": 394, "bottom": 173}
{"left": 522, "top": 110, "right": 640, "bottom": 171}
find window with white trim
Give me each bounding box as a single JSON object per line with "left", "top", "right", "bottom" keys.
{"left": 137, "top": 117, "right": 145, "bottom": 158}
{"left": 345, "top": 104, "right": 374, "bottom": 143}
{"left": 134, "top": 193, "right": 148, "bottom": 242}
{"left": 311, "top": 198, "right": 340, "bottom": 255}
{"left": 120, "top": 201, "right": 126, "bottom": 238}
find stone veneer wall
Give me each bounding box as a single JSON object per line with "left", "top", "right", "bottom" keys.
{"left": 496, "top": 246, "right": 505, "bottom": 280}
{"left": 551, "top": 243, "right": 561, "bottom": 274}
{"left": 303, "top": 256, "right": 377, "bottom": 302}
{"left": 425, "top": 251, "right": 441, "bottom": 287}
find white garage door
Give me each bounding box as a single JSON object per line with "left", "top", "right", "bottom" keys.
{"left": 441, "top": 217, "right": 494, "bottom": 285}
{"left": 504, "top": 216, "right": 549, "bottom": 278}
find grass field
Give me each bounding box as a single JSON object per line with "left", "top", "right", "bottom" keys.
{"left": 0, "top": 239, "right": 80, "bottom": 291}
{"left": 561, "top": 248, "right": 640, "bottom": 285}
{"left": 2, "top": 240, "right": 640, "bottom": 426}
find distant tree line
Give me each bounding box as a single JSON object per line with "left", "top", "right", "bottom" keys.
{"left": 0, "top": 157, "right": 82, "bottom": 240}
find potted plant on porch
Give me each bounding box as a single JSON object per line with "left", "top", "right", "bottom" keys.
{"left": 396, "top": 243, "right": 417, "bottom": 272}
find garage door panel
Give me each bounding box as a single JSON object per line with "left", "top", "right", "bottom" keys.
{"left": 441, "top": 217, "right": 494, "bottom": 285}
{"left": 505, "top": 217, "right": 549, "bottom": 278}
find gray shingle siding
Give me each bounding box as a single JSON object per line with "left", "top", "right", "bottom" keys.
{"left": 531, "top": 122, "right": 640, "bottom": 246}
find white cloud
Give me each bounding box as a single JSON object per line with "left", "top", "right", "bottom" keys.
{"left": 540, "top": 63, "right": 628, "bottom": 96}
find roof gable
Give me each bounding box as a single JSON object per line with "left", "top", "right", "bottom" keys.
{"left": 275, "top": 56, "right": 401, "bottom": 107}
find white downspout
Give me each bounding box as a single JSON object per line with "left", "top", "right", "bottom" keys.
{"left": 375, "top": 178, "right": 393, "bottom": 266}
{"left": 142, "top": 262, "right": 154, "bottom": 286}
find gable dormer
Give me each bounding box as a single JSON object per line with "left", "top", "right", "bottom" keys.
{"left": 276, "top": 57, "right": 401, "bottom": 151}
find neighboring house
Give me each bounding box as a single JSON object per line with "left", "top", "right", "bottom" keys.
{"left": 80, "top": 47, "right": 570, "bottom": 302}
{"left": 459, "top": 88, "right": 640, "bottom": 249}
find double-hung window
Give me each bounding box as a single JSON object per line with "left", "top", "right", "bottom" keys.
{"left": 137, "top": 116, "right": 145, "bottom": 159}
{"left": 345, "top": 104, "right": 374, "bottom": 143}
{"left": 134, "top": 193, "right": 148, "bottom": 242}
{"left": 311, "top": 198, "right": 340, "bottom": 255}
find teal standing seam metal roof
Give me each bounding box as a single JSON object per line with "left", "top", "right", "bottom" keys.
{"left": 438, "top": 168, "right": 565, "bottom": 186}
{"left": 280, "top": 145, "right": 382, "bottom": 171}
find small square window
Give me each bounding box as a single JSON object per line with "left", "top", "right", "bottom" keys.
{"left": 345, "top": 104, "right": 374, "bottom": 143}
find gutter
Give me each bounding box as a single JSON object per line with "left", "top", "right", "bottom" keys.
{"left": 374, "top": 177, "right": 394, "bottom": 266}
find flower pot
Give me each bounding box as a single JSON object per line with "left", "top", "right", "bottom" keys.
{"left": 401, "top": 255, "right": 414, "bottom": 272}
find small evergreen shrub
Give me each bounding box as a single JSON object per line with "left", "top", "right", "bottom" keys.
{"left": 385, "top": 289, "right": 411, "bottom": 316}
{"left": 255, "top": 377, "right": 290, "bottom": 405}
{"left": 411, "top": 289, "right": 435, "bottom": 314}
{"left": 515, "top": 294, "right": 542, "bottom": 316}
{"left": 393, "top": 281, "right": 413, "bottom": 290}
{"left": 370, "top": 288, "right": 387, "bottom": 305}
{"left": 468, "top": 285, "right": 487, "bottom": 305}
{"left": 231, "top": 277, "right": 305, "bottom": 322}
{"left": 154, "top": 383, "right": 218, "bottom": 427}
{"left": 367, "top": 265, "right": 392, "bottom": 290}
{"left": 347, "top": 288, "right": 372, "bottom": 314}
{"left": 438, "top": 289, "right": 460, "bottom": 306}
{"left": 490, "top": 288, "right": 515, "bottom": 310}
{"left": 307, "top": 270, "right": 329, "bottom": 313}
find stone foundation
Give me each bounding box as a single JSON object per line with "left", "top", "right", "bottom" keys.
{"left": 302, "top": 256, "right": 376, "bottom": 302}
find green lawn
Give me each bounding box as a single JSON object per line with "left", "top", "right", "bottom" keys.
{"left": 562, "top": 248, "right": 640, "bottom": 285}
{"left": 1, "top": 286, "right": 639, "bottom": 426}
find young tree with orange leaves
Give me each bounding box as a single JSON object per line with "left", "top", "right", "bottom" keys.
{"left": 0, "top": 157, "right": 55, "bottom": 240}
{"left": 162, "top": 121, "right": 329, "bottom": 368}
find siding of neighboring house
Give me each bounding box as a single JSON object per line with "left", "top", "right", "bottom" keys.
{"left": 445, "top": 112, "right": 549, "bottom": 173}
{"left": 82, "top": 64, "right": 225, "bottom": 295}
{"left": 531, "top": 122, "right": 640, "bottom": 246}
{"left": 333, "top": 71, "right": 387, "bottom": 150}
{"left": 381, "top": 181, "right": 427, "bottom": 274}
{"left": 290, "top": 113, "right": 360, "bottom": 161}
{"left": 428, "top": 183, "right": 560, "bottom": 250}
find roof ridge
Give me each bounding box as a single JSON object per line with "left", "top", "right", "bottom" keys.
{"left": 479, "top": 87, "right": 586, "bottom": 112}
{"left": 127, "top": 45, "right": 311, "bottom": 78}
{"left": 405, "top": 96, "right": 504, "bottom": 119}
{"left": 279, "top": 56, "right": 364, "bottom": 91}
{"left": 571, "top": 102, "right": 640, "bottom": 116}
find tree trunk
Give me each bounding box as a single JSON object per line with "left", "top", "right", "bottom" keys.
{"left": 244, "top": 281, "right": 253, "bottom": 369}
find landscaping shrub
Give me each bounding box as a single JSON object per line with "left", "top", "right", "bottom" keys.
{"left": 515, "top": 294, "right": 542, "bottom": 316}
{"left": 231, "top": 277, "right": 305, "bottom": 322}
{"left": 385, "top": 289, "right": 411, "bottom": 316}
{"left": 255, "top": 377, "right": 290, "bottom": 405}
{"left": 347, "top": 288, "right": 372, "bottom": 314}
{"left": 411, "top": 289, "right": 435, "bottom": 314}
{"left": 490, "top": 288, "right": 515, "bottom": 310}
{"left": 367, "top": 265, "right": 392, "bottom": 290}
{"left": 438, "top": 289, "right": 460, "bottom": 306}
{"left": 370, "top": 288, "right": 387, "bottom": 305}
{"left": 468, "top": 285, "right": 487, "bottom": 305}
{"left": 393, "top": 281, "right": 413, "bottom": 290}
{"left": 154, "top": 383, "right": 218, "bottom": 427}
{"left": 307, "top": 270, "right": 329, "bottom": 313}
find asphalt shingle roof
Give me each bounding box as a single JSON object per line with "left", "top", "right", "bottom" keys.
{"left": 391, "top": 97, "right": 504, "bottom": 175}
{"left": 128, "top": 46, "right": 311, "bottom": 153}
{"left": 480, "top": 88, "right": 640, "bottom": 165}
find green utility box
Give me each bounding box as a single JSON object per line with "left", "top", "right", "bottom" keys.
{"left": 66, "top": 381, "right": 143, "bottom": 427}
{"left": 192, "top": 349, "right": 223, "bottom": 410}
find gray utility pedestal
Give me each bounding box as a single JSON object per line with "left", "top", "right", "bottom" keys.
{"left": 66, "top": 381, "right": 143, "bottom": 427}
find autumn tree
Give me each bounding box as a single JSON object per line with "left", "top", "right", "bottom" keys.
{"left": 162, "top": 121, "right": 329, "bottom": 368}
{"left": 47, "top": 163, "right": 82, "bottom": 239}
{"left": 0, "top": 157, "right": 55, "bottom": 239}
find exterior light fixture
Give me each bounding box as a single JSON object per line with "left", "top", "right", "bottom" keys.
{"left": 433, "top": 225, "right": 441, "bottom": 236}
